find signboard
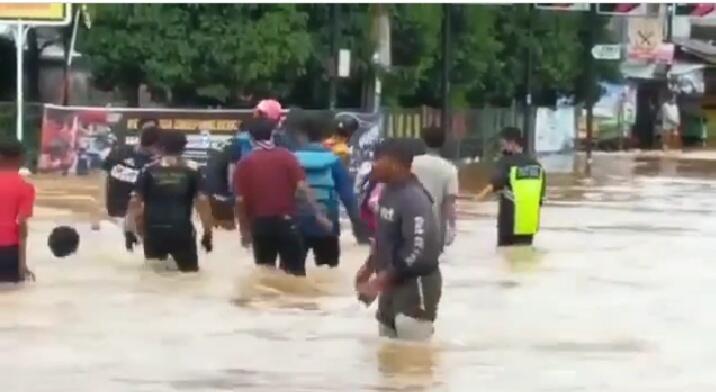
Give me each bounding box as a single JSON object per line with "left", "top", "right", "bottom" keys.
{"left": 627, "top": 17, "right": 673, "bottom": 63}
{"left": 37, "top": 105, "right": 256, "bottom": 174}
{"left": 597, "top": 3, "right": 648, "bottom": 16}
{"left": 0, "top": 3, "right": 70, "bottom": 25}
{"left": 535, "top": 106, "right": 576, "bottom": 154}
{"left": 338, "top": 49, "right": 351, "bottom": 78}
{"left": 535, "top": 4, "right": 590, "bottom": 11}
{"left": 592, "top": 45, "right": 622, "bottom": 60}
{"left": 674, "top": 3, "right": 716, "bottom": 18}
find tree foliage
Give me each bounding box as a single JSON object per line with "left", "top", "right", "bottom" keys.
{"left": 78, "top": 4, "right": 619, "bottom": 108}
{"left": 80, "top": 4, "right": 312, "bottom": 106}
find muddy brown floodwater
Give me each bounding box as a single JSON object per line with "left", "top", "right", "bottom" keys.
{"left": 4, "top": 153, "right": 716, "bottom": 391}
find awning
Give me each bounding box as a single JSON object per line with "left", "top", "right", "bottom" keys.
{"left": 674, "top": 38, "right": 716, "bottom": 64}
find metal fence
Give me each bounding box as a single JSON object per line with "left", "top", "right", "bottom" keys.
{"left": 0, "top": 101, "right": 536, "bottom": 169}
{"left": 382, "top": 106, "right": 529, "bottom": 162}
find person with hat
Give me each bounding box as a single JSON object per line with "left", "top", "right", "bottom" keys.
{"left": 234, "top": 118, "right": 331, "bottom": 276}
{"left": 324, "top": 114, "right": 360, "bottom": 166}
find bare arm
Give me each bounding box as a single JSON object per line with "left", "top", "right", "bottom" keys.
{"left": 476, "top": 184, "right": 494, "bottom": 201}
{"left": 18, "top": 220, "right": 28, "bottom": 279}
{"left": 296, "top": 181, "right": 331, "bottom": 230}
{"left": 443, "top": 195, "right": 457, "bottom": 226}
{"left": 195, "top": 193, "right": 213, "bottom": 233}
{"left": 126, "top": 193, "right": 143, "bottom": 237}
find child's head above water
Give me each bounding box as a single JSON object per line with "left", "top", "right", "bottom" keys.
{"left": 48, "top": 226, "right": 80, "bottom": 258}
{"left": 0, "top": 139, "right": 24, "bottom": 169}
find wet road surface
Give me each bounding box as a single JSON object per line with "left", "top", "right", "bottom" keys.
{"left": 6, "top": 153, "right": 716, "bottom": 391}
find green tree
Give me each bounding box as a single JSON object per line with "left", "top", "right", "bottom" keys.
{"left": 77, "top": 4, "right": 619, "bottom": 109}
{"left": 79, "top": 4, "right": 312, "bottom": 106}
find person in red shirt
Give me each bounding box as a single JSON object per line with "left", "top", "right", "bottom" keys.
{"left": 0, "top": 140, "right": 36, "bottom": 282}
{"left": 234, "top": 118, "right": 330, "bottom": 276}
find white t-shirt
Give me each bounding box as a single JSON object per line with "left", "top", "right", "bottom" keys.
{"left": 661, "top": 101, "right": 680, "bottom": 131}
{"left": 411, "top": 153, "right": 459, "bottom": 225}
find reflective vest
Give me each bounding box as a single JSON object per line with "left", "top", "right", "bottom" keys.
{"left": 508, "top": 165, "right": 544, "bottom": 236}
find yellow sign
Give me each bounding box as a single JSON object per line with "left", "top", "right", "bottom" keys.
{"left": 0, "top": 3, "right": 68, "bottom": 23}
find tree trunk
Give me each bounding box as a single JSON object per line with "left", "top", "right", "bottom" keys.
{"left": 61, "top": 23, "right": 72, "bottom": 105}
{"left": 122, "top": 82, "right": 140, "bottom": 107}
{"left": 25, "top": 28, "right": 41, "bottom": 103}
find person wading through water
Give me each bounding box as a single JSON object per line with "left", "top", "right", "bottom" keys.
{"left": 99, "top": 120, "right": 161, "bottom": 248}
{"left": 234, "top": 118, "right": 331, "bottom": 276}
{"left": 129, "top": 130, "right": 214, "bottom": 272}
{"left": 293, "top": 113, "right": 361, "bottom": 270}
{"left": 355, "top": 138, "right": 442, "bottom": 341}
{"left": 476, "top": 126, "right": 546, "bottom": 247}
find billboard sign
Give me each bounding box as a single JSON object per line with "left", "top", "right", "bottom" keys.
{"left": 0, "top": 3, "right": 70, "bottom": 25}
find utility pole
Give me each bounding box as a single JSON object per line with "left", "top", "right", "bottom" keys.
{"left": 666, "top": 3, "right": 673, "bottom": 42}
{"left": 328, "top": 4, "right": 338, "bottom": 110}
{"left": 441, "top": 4, "right": 451, "bottom": 136}
{"left": 523, "top": 4, "right": 534, "bottom": 155}
{"left": 585, "top": 5, "right": 597, "bottom": 173}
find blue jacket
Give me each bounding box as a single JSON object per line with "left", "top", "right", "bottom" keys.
{"left": 294, "top": 143, "right": 358, "bottom": 237}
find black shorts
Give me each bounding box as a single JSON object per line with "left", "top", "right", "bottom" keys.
{"left": 301, "top": 236, "right": 340, "bottom": 267}
{"left": 498, "top": 234, "right": 534, "bottom": 247}
{"left": 0, "top": 246, "right": 21, "bottom": 282}
{"left": 143, "top": 227, "right": 198, "bottom": 272}
{"left": 251, "top": 216, "right": 304, "bottom": 276}
{"left": 209, "top": 195, "right": 235, "bottom": 222}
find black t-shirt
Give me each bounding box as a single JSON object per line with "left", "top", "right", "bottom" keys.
{"left": 135, "top": 162, "right": 201, "bottom": 231}
{"left": 490, "top": 153, "right": 546, "bottom": 237}
{"left": 103, "top": 146, "right": 155, "bottom": 217}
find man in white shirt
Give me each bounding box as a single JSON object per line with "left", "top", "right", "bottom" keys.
{"left": 411, "top": 126, "right": 459, "bottom": 250}
{"left": 660, "top": 95, "right": 680, "bottom": 151}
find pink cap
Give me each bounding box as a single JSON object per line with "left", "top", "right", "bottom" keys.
{"left": 255, "top": 99, "right": 283, "bottom": 121}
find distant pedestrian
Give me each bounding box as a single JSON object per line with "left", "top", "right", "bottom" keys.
{"left": 324, "top": 114, "right": 360, "bottom": 166}
{"left": 411, "top": 126, "right": 459, "bottom": 249}
{"left": 100, "top": 123, "right": 161, "bottom": 246}
{"left": 477, "top": 127, "right": 546, "bottom": 247}
{"left": 234, "top": 118, "right": 330, "bottom": 276}
{"left": 207, "top": 99, "right": 287, "bottom": 226}
{"left": 660, "top": 94, "right": 681, "bottom": 152}
{"left": 0, "top": 140, "right": 36, "bottom": 282}
{"left": 356, "top": 138, "right": 442, "bottom": 341}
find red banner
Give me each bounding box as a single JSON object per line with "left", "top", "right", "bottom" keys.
{"left": 37, "top": 104, "right": 254, "bottom": 174}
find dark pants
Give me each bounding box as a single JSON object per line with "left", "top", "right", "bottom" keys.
{"left": 301, "top": 236, "right": 340, "bottom": 268}
{"left": 143, "top": 227, "right": 199, "bottom": 272}
{"left": 498, "top": 234, "right": 534, "bottom": 247}
{"left": 252, "top": 216, "right": 305, "bottom": 276}
{"left": 377, "top": 268, "right": 442, "bottom": 330}
{"left": 0, "top": 246, "right": 21, "bottom": 282}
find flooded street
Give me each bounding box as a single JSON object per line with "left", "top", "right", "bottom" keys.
{"left": 5, "top": 153, "right": 716, "bottom": 391}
